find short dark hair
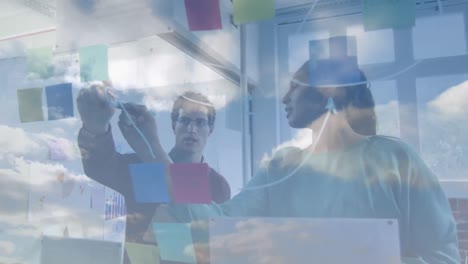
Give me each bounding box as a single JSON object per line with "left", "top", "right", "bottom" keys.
{"left": 342, "top": 71, "right": 377, "bottom": 136}
{"left": 295, "top": 61, "right": 377, "bottom": 136}
{"left": 171, "top": 91, "right": 216, "bottom": 129}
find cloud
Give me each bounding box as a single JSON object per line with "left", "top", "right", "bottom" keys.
{"left": 259, "top": 129, "right": 311, "bottom": 165}
{"left": 143, "top": 79, "right": 240, "bottom": 112}
{"left": 0, "top": 125, "right": 43, "bottom": 157}
{"left": 428, "top": 80, "right": 468, "bottom": 119}
{"left": 0, "top": 125, "right": 81, "bottom": 165}
{"left": 0, "top": 240, "right": 16, "bottom": 255}
{"left": 417, "top": 81, "right": 468, "bottom": 179}
{"left": 375, "top": 100, "right": 400, "bottom": 137}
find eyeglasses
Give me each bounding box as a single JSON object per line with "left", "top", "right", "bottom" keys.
{"left": 176, "top": 117, "right": 210, "bottom": 129}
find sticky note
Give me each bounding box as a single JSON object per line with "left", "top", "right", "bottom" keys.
{"left": 169, "top": 163, "right": 211, "bottom": 204}
{"left": 309, "top": 36, "right": 357, "bottom": 64}
{"left": 328, "top": 36, "right": 357, "bottom": 59}
{"left": 309, "top": 57, "right": 360, "bottom": 87}
{"left": 363, "top": 0, "right": 415, "bottom": 31}
{"left": 26, "top": 47, "right": 54, "bottom": 79}
{"left": 60, "top": 172, "right": 75, "bottom": 199}
{"left": 233, "top": 0, "right": 275, "bottom": 25}
{"left": 90, "top": 184, "right": 105, "bottom": 210}
{"left": 309, "top": 38, "right": 330, "bottom": 69}
{"left": 129, "top": 163, "right": 170, "bottom": 203}
{"left": 153, "top": 223, "right": 196, "bottom": 263}
{"left": 17, "top": 88, "right": 44, "bottom": 122}
{"left": 185, "top": 0, "right": 222, "bottom": 31}
{"left": 75, "top": 0, "right": 96, "bottom": 13}
{"left": 125, "top": 242, "right": 161, "bottom": 264}
{"left": 46, "top": 83, "right": 74, "bottom": 120}
{"left": 105, "top": 189, "right": 126, "bottom": 220}
{"left": 79, "top": 44, "right": 109, "bottom": 82}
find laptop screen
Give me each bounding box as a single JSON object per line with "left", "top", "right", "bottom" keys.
{"left": 208, "top": 217, "right": 400, "bottom": 264}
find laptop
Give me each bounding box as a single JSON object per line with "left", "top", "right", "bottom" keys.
{"left": 41, "top": 236, "right": 123, "bottom": 264}
{"left": 209, "top": 217, "right": 400, "bottom": 264}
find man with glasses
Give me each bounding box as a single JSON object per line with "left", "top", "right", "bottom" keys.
{"left": 76, "top": 87, "right": 230, "bottom": 263}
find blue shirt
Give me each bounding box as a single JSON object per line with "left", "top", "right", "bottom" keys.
{"left": 171, "top": 136, "right": 459, "bottom": 263}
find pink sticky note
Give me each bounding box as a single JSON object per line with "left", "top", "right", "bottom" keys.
{"left": 170, "top": 163, "right": 211, "bottom": 204}
{"left": 185, "top": 0, "right": 222, "bottom": 31}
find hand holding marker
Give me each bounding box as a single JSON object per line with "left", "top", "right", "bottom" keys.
{"left": 103, "top": 83, "right": 157, "bottom": 160}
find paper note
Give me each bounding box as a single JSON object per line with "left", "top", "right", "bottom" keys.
{"left": 125, "top": 242, "right": 161, "bottom": 264}
{"left": 104, "top": 188, "right": 126, "bottom": 220}
{"left": 28, "top": 163, "right": 69, "bottom": 222}
{"left": 233, "top": 0, "right": 275, "bottom": 25}
{"left": 59, "top": 171, "right": 76, "bottom": 199}
{"left": 26, "top": 47, "right": 54, "bottom": 79}
{"left": 170, "top": 163, "right": 211, "bottom": 204}
{"left": 17, "top": 88, "right": 44, "bottom": 122}
{"left": 79, "top": 44, "right": 109, "bottom": 82}
{"left": 363, "top": 0, "right": 416, "bottom": 31}
{"left": 185, "top": 0, "right": 222, "bottom": 31}
{"left": 153, "top": 223, "right": 196, "bottom": 263}
{"left": 46, "top": 83, "right": 74, "bottom": 120}
{"left": 309, "top": 57, "right": 360, "bottom": 87}
{"left": 49, "top": 138, "right": 75, "bottom": 161}
{"left": 129, "top": 163, "right": 170, "bottom": 203}
{"left": 103, "top": 215, "right": 126, "bottom": 241}
{"left": 90, "top": 184, "right": 105, "bottom": 210}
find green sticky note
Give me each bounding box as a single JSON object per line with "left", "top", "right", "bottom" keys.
{"left": 79, "top": 44, "right": 109, "bottom": 82}
{"left": 27, "top": 47, "right": 54, "bottom": 79}
{"left": 153, "top": 223, "right": 196, "bottom": 263}
{"left": 17, "top": 88, "right": 44, "bottom": 122}
{"left": 233, "top": 0, "right": 275, "bottom": 25}
{"left": 363, "top": 0, "right": 416, "bottom": 31}
{"left": 125, "top": 242, "right": 161, "bottom": 264}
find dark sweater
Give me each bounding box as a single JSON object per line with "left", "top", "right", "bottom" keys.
{"left": 77, "top": 126, "right": 231, "bottom": 263}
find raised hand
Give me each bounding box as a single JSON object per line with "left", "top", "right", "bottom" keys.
{"left": 76, "top": 83, "right": 116, "bottom": 135}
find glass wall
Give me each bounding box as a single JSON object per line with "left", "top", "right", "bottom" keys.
{"left": 1, "top": 0, "right": 468, "bottom": 263}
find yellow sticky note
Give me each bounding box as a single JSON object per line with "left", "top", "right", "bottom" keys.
{"left": 233, "top": 0, "right": 275, "bottom": 25}
{"left": 17, "top": 88, "right": 44, "bottom": 122}
{"left": 125, "top": 242, "right": 161, "bottom": 264}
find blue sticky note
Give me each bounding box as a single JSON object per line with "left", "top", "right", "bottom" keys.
{"left": 363, "top": 0, "right": 415, "bottom": 31}
{"left": 309, "top": 38, "right": 330, "bottom": 65}
{"left": 309, "top": 36, "right": 357, "bottom": 63}
{"left": 79, "top": 44, "right": 109, "bottom": 82}
{"left": 129, "top": 163, "right": 170, "bottom": 203}
{"left": 329, "top": 36, "right": 348, "bottom": 59}
{"left": 153, "top": 223, "right": 196, "bottom": 263}
{"left": 309, "top": 57, "right": 360, "bottom": 87}
{"left": 329, "top": 36, "right": 358, "bottom": 59}
{"left": 46, "top": 83, "right": 74, "bottom": 120}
